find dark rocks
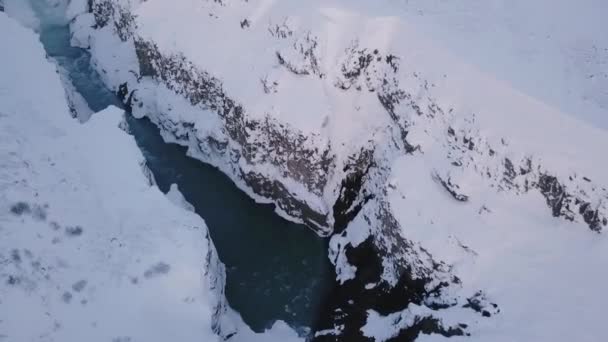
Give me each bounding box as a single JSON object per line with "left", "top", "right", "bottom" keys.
{"left": 241, "top": 170, "right": 330, "bottom": 233}
{"left": 536, "top": 174, "right": 606, "bottom": 231}
{"left": 91, "top": 0, "right": 134, "bottom": 41}
{"left": 503, "top": 158, "right": 517, "bottom": 185}
{"left": 91, "top": 1, "right": 114, "bottom": 29}
{"left": 117, "top": 82, "right": 133, "bottom": 111}
{"left": 277, "top": 52, "right": 310, "bottom": 76}
{"left": 113, "top": 6, "right": 136, "bottom": 41}
{"left": 579, "top": 201, "right": 605, "bottom": 232}
{"left": 133, "top": 39, "right": 334, "bottom": 198}
{"left": 333, "top": 149, "right": 375, "bottom": 234}
{"left": 432, "top": 173, "right": 469, "bottom": 202}
{"left": 463, "top": 291, "right": 500, "bottom": 317}
{"left": 377, "top": 82, "right": 421, "bottom": 154}
{"left": 320, "top": 188, "right": 467, "bottom": 341}
{"left": 314, "top": 231, "right": 465, "bottom": 341}
{"left": 274, "top": 32, "right": 324, "bottom": 77}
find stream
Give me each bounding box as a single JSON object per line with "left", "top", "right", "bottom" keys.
{"left": 29, "top": 0, "right": 334, "bottom": 335}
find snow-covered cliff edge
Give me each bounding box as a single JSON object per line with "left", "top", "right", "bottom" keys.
{"left": 64, "top": 0, "right": 608, "bottom": 340}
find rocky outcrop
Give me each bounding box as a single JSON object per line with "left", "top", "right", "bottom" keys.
{"left": 441, "top": 124, "right": 608, "bottom": 232}
{"left": 318, "top": 197, "right": 470, "bottom": 341}
{"left": 130, "top": 37, "right": 334, "bottom": 233}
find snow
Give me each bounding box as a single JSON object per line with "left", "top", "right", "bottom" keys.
{"left": 71, "top": 0, "right": 608, "bottom": 210}
{"left": 230, "top": 319, "right": 303, "bottom": 342}
{"left": 63, "top": 0, "right": 608, "bottom": 340}
{"left": 0, "top": 7, "right": 306, "bottom": 341}
{"left": 104, "top": 0, "right": 608, "bottom": 156}
{"left": 3, "top": 0, "right": 39, "bottom": 29}
{"left": 382, "top": 154, "right": 608, "bottom": 341}
{"left": 166, "top": 183, "right": 195, "bottom": 212}
{"left": 395, "top": 0, "right": 608, "bottom": 130}
{"left": 362, "top": 305, "right": 436, "bottom": 341}
{"left": 0, "top": 12, "right": 223, "bottom": 341}
{"left": 130, "top": 0, "right": 392, "bottom": 152}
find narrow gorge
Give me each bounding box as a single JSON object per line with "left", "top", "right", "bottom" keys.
{"left": 29, "top": 0, "right": 335, "bottom": 338}
{"left": 2, "top": 0, "right": 607, "bottom": 341}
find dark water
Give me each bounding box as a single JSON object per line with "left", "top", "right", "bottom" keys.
{"left": 32, "top": 3, "right": 333, "bottom": 335}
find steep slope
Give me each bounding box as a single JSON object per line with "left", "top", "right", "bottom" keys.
{"left": 64, "top": 0, "right": 608, "bottom": 340}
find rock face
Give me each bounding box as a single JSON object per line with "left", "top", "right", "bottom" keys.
{"left": 67, "top": 0, "right": 608, "bottom": 340}
{"left": 132, "top": 37, "right": 334, "bottom": 231}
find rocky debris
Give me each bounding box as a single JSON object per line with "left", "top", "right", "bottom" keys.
{"left": 268, "top": 19, "right": 293, "bottom": 39}
{"left": 336, "top": 42, "right": 386, "bottom": 92}
{"left": 463, "top": 291, "right": 500, "bottom": 318}
{"left": 432, "top": 173, "right": 469, "bottom": 202}
{"left": 92, "top": 0, "right": 135, "bottom": 41}
{"left": 91, "top": 0, "right": 114, "bottom": 29}
{"left": 537, "top": 174, "right": 606, "bottom": 232}
{"left": 276, "top": 32, "right": 324, "bottom": 77}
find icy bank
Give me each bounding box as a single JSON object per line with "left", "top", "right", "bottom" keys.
{"left": 0, "top": 11, "right": 230, "bottom": 341}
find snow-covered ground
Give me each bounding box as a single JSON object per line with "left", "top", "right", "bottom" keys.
{"left": 384, "top": 155, "right": 608, "bottom": 342}
{"left": 0, "top": 8, "right": 303, "bottom": 342}
{"left": 24, "top": 0, "right": 608, "bottom": 340}
{"left": 395, "top": 0, "right": 608, "bottom": 131}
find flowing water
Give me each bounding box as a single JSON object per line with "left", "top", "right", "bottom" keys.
{"left": 29, "top": 1, "right": 333, "bottom": 334}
